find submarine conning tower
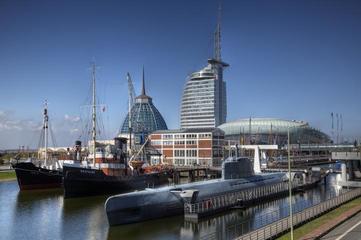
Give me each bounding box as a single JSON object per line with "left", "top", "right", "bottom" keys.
{"left": 222, "top": 157, "right": 254, "bottom": 180}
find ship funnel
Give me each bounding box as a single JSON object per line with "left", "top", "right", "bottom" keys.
{"left": 114, "top": 137, "right": 127, "bottom": 163}
{"left": 75, "top": 141, "right": 82, "bottom": 161}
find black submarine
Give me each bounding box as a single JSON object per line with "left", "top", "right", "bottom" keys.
{"left": 105, "top": 156, "right": 290, "bottom": 226}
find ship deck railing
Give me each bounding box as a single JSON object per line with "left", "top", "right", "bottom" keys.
{"left": 184, "top": 179, "right": 318, "bottom": 221}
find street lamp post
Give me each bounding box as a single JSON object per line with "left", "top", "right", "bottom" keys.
{"left": 288, "top": 127, "right": 294, "bottom": 240}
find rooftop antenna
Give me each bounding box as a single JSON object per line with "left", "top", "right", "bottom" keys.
{"left": 215, "top": 2, "right": 222, "bottom": 61}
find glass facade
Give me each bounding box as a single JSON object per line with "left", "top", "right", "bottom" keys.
{"left": 120, "top": 96, "right": 167, "bottom": 135}
{"left": 180, "top": 60, "right": 228, "bottom": 129}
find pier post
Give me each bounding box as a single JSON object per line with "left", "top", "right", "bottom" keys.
{"left": 173, "top": 171, "right": 180, "bottom": 184}
{"left": 189, "top": 170, "right": 194, "bottom": 182}
{"left": 341, "top": 162, "right": 347, "bottom": 182}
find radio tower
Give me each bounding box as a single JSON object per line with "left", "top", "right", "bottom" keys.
{"left": 215, "top": 3, "right": 222, "bottom": 61}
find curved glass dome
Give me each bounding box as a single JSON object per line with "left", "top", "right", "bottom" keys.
{"left": 120, "top": 73, "right": 167, "bottom": 134}
{"left": 219, "top": 118, "right": 309, "bottom": 135}
{"left": 218, "top": 118, "right": 330, "bottom": 144}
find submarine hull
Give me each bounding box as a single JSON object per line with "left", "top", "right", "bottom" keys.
{"left": 105, "top": 173, "right": 287, "bottom": 226}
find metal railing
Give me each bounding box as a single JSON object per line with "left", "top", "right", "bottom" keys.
{"left": 199, "top": 188, "right": 347, "bottom": 240}
{"left": 236, "top": 188, "right": 361, "bottom": 240}
{"left": 184, "top": 178, "right": 319, "bottom": 218}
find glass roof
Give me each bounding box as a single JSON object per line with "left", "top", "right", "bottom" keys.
{"left": 120, "top": 99, "right": 168, "bottom": 134}
{"left": 218, "top": 118, "right": 313, "bottom": 135}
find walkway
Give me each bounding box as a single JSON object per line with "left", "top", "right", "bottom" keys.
{"left": 319, "top": 210, "right": 361, "bottom": 240}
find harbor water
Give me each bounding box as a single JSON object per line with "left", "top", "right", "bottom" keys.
{"left": 0, "top": 173, "right": 343, "bottom": 240}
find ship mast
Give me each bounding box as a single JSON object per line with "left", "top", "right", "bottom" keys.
{"left": 92, "top": 63, "right": 97, "bottom": 167}
{"left": 43, "top": 100, "right": 49, "bottom": 166}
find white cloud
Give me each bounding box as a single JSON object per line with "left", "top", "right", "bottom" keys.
{"left": 0, "top": 111, "right": 41, "bottom": 132}
{"left": 70, "top": 128, "right": 80, "bottom": 134}
{"left": 0, "top": 110, "right": 86, "bottom": 149}
{"left": 64, "top": 114, "right": 80, "bottom": 122}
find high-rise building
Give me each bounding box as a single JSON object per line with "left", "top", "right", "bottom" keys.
{"left": 180, "top": 9, "right": 229, "bottom": 129}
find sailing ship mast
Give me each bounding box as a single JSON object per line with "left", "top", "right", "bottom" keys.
{"left": 43, "top": 100, "right": 49, "bottom": 166}
{"left": 91, "top": 63, "right": 97, "bottom": 167}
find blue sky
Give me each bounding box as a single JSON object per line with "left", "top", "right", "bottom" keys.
{"left": 1, "top": 0, "right": 361, "bottom": 149}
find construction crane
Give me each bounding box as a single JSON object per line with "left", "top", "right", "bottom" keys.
{"left": 128, "top": 137, "right": 150, "bottom": 171}
{"left": 126, "top": 72, "right": 136, "bottom": 109}
{"left": 126, "top": 72, "right": 136, "bottom": 154}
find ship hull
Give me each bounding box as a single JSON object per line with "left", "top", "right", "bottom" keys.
{"left": 105, "top": 173, "right": 287, "bottom": 226}
{"left": 63, "top": 165, "right": 171, "bottom": 198}
{"left": 12, "top": 162, "right": 63, "bottom": 190}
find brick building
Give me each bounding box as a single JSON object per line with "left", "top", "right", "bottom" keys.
{"left": 149, "top": 128, "right": 225, "bottom": 167}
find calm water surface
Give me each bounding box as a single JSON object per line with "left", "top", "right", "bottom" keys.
{"left": 0, "top": 174, "right": 342, "bottom": 240}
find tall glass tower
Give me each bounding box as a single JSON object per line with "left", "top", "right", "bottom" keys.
{"left": 180, "top": 10, "right": 229, "bottom": 129}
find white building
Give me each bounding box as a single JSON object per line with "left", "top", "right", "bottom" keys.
{"left": 180, "top": 16, "right": 229, "bottom": 129}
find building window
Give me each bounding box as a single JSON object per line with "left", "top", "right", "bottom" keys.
{"left": 174, "top": 158, "right": 185, "bottom": 165}
{"left": 163, "top": 141, "right": 173, "bottom": 145}
{"left": 175, "top": 134, "right": 185, "bottom": 139}
{"left": 175, "top": 150, "right": 185, "bottom": 157}
{"left": 163, "top": 134, "right": 173, "bottom": 139}
{"left": 151, "top": 140, "right": 161, "bottom": 145}
{"left": 186, "top": 149, "right": 197, "bottom": 157}
{"left": 186, "top": 140, "right": 197, "bottom": 145}
{"left": 187, "top": 159, "right": 197, "bottom": 165}
{"left": 186, "top": 134, "right": 197, "bottom": 139}
{"left": 199, "top": 133, "right": 212, "bottom": 139}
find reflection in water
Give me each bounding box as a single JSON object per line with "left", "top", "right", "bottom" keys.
{"left": 12, "top": 187, "right": 63, "bottom": 239}
{"left": 0, "top": 173, "right": 343, "bottom": 240}
{"left": 107, "top": 215, "right": 184, "bottom": 240}
{"left": 61, "top": 195, "right": 109, "bottom": 240}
